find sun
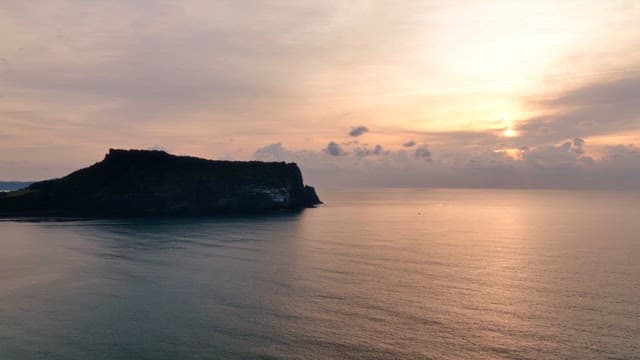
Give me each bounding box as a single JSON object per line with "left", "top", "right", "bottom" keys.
{"left": 502, "top": 127, "right": 516, "bottom": 137}
{"left": 500, "top": 112, "right": 518, "bottom": 138}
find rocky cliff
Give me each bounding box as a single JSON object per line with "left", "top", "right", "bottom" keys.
{"left": 0, "top": 149, "right": 321, "bottom": 217}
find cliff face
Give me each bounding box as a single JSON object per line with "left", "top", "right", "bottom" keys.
{"left": 0, "top": 149, "right": 321, "bottom": 217}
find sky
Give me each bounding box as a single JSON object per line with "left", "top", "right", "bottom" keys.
{"left": 1, "top": 1, "right": 639, "bottom": 188}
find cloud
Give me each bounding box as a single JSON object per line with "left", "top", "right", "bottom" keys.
{"left": 573, "top": 138, "right": 585, "bottom": 155}
{"left": 349, "top": 126, "right": 369, "bottom": 137}
{"left": 518, "top": 75, "right": 640, "bottom": 144}
{"left": 253, "top": 142, "right": 289, "bottom": 161}
{"left": 414, "top": 145, "right": 432, "bottom": 162}
{"left": 602, "top": 144, "right": 640, "bottom": 164}
{"left": 373, "top": 144, "right": 388, "bottom": 156}
{"left": 402, "top": 140, "right": 416, "bottom": 147}
{"left": 520, "top": 140, "right": 593, "bottom": 168}
{"left": 354, "top": 144, "right": 389, "bottom": 158}
{"left": 324, "top": 141, "right": 348, "bottom": 156}
{"left": 251, "top": 139, "right": 640, "bottom": 189}
{"left": 147, "top": 145, "right": 169, "bottom": 152}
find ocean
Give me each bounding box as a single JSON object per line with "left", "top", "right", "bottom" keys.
{"left": 0, "top": 188, "right": 638, "bottom": 359}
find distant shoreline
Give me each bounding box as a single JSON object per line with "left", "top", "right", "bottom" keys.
{"left": 0, "top": 182, "right": 33, "bottom": 192}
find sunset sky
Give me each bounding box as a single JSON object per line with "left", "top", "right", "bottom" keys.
{"left": 1, "top": 1, "right": 639, "bottom": 188}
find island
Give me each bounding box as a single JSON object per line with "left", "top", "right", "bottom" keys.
{"left": 0, "top": 149, "right": 321, "bottom": 217}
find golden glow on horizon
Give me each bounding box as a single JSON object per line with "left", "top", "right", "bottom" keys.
{"left": 494, "top": 148, "right": 523, "bottom": 159}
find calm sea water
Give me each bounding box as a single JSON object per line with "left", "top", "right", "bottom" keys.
{"left": 0, "top": 188, "right": 639, "bottom": 359}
